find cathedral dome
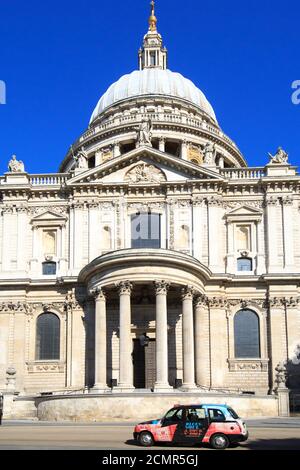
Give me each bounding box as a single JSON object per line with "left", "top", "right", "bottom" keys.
{"left": 89, "top": 68, "right": 217, "bottom": 124}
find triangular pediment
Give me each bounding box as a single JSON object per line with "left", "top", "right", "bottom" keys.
{"left": 31, "top": 210, "right": 67, "bottom": 222}
{"left": 226, "top": 204, "right": 263, "bottom": 221}
{"left": 67, "top": 146, "right": 224, "bottom": 186}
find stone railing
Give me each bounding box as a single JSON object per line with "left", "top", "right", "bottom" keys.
{"left": 29, "top": 174, "right": 70, "bottom": 186}
{"left": 220, "top": 167, "right": 266, "bottom": 179}
{"left": 79, "top": 112, "right": 239, "bottom": 150}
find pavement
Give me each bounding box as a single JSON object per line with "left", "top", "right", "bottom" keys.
{"left": 0, "top": 418, "right": 300, "bottom": 450}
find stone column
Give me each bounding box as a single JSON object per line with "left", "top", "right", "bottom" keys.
{"left": 194, "top": 296, "right": 210, "bottom": 387}
{"left": 116, "top": 281, "right": 134, "bottom": 391}
{"left": 92, "top": 288, "right": 108, "bottom": 392}
{"left": 159, "top": 137, "right": 166, "bottom": 153}
{"left": 181, "top": 286, "right": 196, "bottom": 389}
{"left": 154, "top": 281, "right": 171, "bottom": 391}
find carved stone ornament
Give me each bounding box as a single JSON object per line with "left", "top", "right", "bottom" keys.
{"left": 90, "top": 287, "right": 106, "bottom": 301}
{"left": 265, "top": 196, "right": 279, "bottom": 206}
{"left": 268, "top": 147, "right": 289, "bottom": 165}
{"left": 228, "top": 359, "right": 269, "bottom": 373}
{"left": 27, "top": 362, "right": 65, "bottom": 374}
{"left": 6, "top": 366, "right": 17, "bottom": 390}
{"left": 124, "top": 163, "right": 166, "bottom": 184}
{"left": 207, "top": 196, "right": 223, "bottom": 207}
{"left": 154, "top": 280, "right": 170, "bottom": 296}
{"left": 194, "top": 295, "right": 208, "bottom": 308}
{"left": 282, "top": 196, "right": 293, "bottom": 206}
{"left": 181, "top": 285, "right": 195, "bottom": 301}
{"left": 275, "top": 362, "right": 287, "bottom": 389}
{"left": 8, "top": 155, "right": 25, "bottom": 173}
{"left": 117, "top": 281, "right": 133, "bottom": 296}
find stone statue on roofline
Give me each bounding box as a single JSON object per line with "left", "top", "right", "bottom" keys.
{"left": 268, "top": 147, "right": 289, "bottom": 164}
{"left": 203, "top": 142, "right": 216, "bottom": 165}
{"left": 136, "top": 118, "right": 153, "bottom": 147}
{"left": 8, "top": 155, "right": 25, "bottom": 173}
{"left": 74, "top": 146, "right": 88, "bottom": 169}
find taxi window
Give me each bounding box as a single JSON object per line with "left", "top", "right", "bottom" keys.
{"left": 227, "top": 407, "right": 239, "bottom": 419}
{"left": 208, "top": 408, "right": 226, "bottom": 421}
{"left": 164, "top": 408, "right": 183, "bottom": 421}
{"left": 186, "top": 408, "right": 206, "bottom": 421}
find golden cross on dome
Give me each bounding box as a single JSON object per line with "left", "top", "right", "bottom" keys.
{"left": 149, "top": 0, "right": 157, "bottom": 32}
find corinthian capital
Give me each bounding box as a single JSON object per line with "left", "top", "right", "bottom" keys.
{"left": 91, "top": 287, "right": 106, "bottom": 301}
{"left": 117, "top": 281, "right": 133, "bottom": 296}
{"left": 194, "top": 295, "right": 208, "bottom": 308}
{"left": 154, "top": 280, "right": 170, "bottom": 296}
{"left": 181, "top": 285, "right": 195, "bottom": 301}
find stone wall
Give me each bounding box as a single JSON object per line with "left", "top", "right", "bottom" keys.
{"left": 34, "top": 393, "right": 279, "bottom": 422}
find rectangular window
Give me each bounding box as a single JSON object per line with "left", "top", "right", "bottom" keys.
{"left": 131, "top": 213, "right": 161, "bottom": 249}
{"left": 42, "top": 262, "right": 57, "bottom": 275}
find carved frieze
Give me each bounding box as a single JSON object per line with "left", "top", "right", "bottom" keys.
{"left": 207, "top": 296, "right": 227, "bottom": 308}
{"left": 228, "top": 359, "right": 269, "bottom": 372}
{"left": 27, "top": 362, "right": 65, "bottom": 373}
{"left": 29, "top": 206, "right": 68, "bottom": 216}
{"left": 223, "top": 200, "right": 264, "bottom": 210}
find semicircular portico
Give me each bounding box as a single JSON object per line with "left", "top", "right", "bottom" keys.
{"left": 79, "top": 249, "right": 212, "bottom": 393}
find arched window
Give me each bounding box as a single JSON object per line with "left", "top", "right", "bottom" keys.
{"left": 36, "top": 313, "right": 60, "bottom": 360}
{"left": 237, "top": 257, "right": 252, "bottom": 272}
{"left": 42, "top": 261, "right": 57, "bottom": 275}
{"left": 234, "top": 309, "right": 260, "bottom": 358}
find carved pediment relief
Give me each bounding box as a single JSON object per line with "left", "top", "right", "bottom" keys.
{"left": 66, "top": 147, "right": 224, "bottom": 186}
{"left": 124, "top": 163, "right": 166, "bottom": 184}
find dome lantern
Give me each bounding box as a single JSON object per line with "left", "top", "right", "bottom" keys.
{"left": 138, "top": 1, "right": 168, "bottom": 70}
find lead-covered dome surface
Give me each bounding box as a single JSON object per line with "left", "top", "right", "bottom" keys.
{"left": 90, "top": 69, "right": 217, "bottom": 124}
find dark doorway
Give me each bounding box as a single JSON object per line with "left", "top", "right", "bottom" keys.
{"left": 133, "top": 339, "right": 156, "bottom": 389}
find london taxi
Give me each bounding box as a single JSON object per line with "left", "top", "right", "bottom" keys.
{"left": 134, "top": 404, "right": 248, "bottom": 449}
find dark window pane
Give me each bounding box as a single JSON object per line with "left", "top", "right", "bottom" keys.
{"left": 43, "top": 262, "right": 57, "bottom": 275}
{"left": 131, "top": 213, "right": 161, "bottom": 249}
{"left": 36, "top": 313, "right": 60, "bottom": 360}
{"left": 237, "top": 257, "right": 252, "bottom": 272}
{"left": 234, "top": 309, "right": 260, "bottom": 358}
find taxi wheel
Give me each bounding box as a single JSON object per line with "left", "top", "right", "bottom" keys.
{"left": 210, "top": 433, "right": 229, "bottom": 450}
{"left": 139, "top": 431, "right": 154, "bottom": 447}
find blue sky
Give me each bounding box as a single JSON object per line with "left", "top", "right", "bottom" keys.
{"left": 0, "top": 0, "right": 299, "bottom": 174}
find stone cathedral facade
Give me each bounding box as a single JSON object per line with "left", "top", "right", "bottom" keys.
{"left": 0, "top": 3, "right": 299, "bottom": 418}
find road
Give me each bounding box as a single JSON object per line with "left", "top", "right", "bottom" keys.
{"left": 0, "top": 418, "right": 300, "bottom": 450}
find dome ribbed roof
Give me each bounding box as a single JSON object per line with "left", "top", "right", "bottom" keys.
{"left": 90, "top": 69, "right": 217, "bottom": 123}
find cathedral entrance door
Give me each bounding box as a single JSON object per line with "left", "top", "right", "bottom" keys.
{"left": 133, "top": 339, "right": 156, "bottom": 389}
